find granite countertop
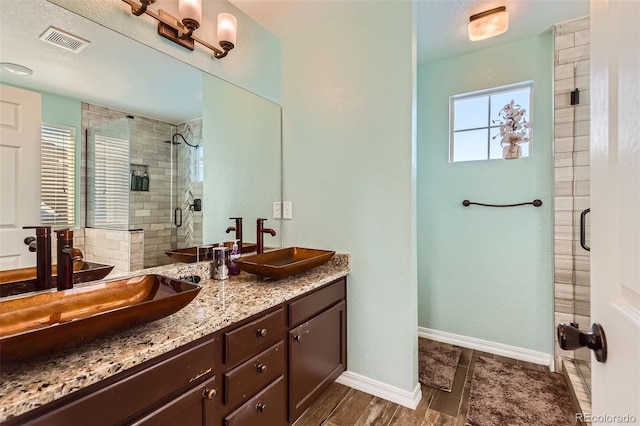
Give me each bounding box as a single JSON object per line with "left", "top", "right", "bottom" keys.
{"left": 0, "top": 254, "right": 350, "bottom": 423}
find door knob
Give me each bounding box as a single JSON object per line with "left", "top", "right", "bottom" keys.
{"left": 557, "top": 323, "right": 607, "bottom": 363}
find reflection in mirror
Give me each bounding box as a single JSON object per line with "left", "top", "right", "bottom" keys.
{"left": 0, "top": 0, "right": 282, "bottom": 279}
{"left": 203, "top": 74, "right": 283, "bottom": 250}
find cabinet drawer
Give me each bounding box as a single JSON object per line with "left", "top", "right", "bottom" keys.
{"left": 224, "top": 308, "right": 285, "bottom": 366}
{"left": 289, "top": 278, "right": 345, "bottom": 327}
{"left": 224, "top": 376, "right": 286, "bottom": 426}
{"left": 224, "top": 340, "right": 285, "bottom": 406}
{"left": 131, "top": 375, "right": 217, "bottom": 426}
{"left": 23, "top": 338, "right": 215, "bottom": 426}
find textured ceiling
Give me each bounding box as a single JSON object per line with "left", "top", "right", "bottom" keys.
{"left": 229, "top": 0, "right": 590, "bottom": 63}
{"left": 0, "top": 0, "right": 202, "bottom": 124}
{"left": 0, "top": 0, "right": 590, "bottom": 123}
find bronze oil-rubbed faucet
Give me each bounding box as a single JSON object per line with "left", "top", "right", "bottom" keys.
{"left": 23, "top": 226, "right": 52, "bottom": 290}
{"left": 256, "top": 218, "right": 276, "bottom": 254}
{"left": 226, "top": 217, "right": 243, "bottom": 253}
{"left": 55, "top": 229, "right": 82, "bottom": 291}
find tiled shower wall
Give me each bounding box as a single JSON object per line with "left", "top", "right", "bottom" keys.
{"left": 128, "top": 115, "right": 174, "bottom": 268}
{"left": 84, "top": 228, "right": 143, "bottom": 275}
{"left": 81, "top": 103, "right": 176, "bottom": 269}
{"left": 553, "top": 16, "right": 591, "bottom": 366}
{"left": 176, "top": 119, "right": 203, "bottom": 249}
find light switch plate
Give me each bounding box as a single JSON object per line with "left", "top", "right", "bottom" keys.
{"left": 273, "top": 202, "right": 282, "bottom": 219}
{"left": 283, "top": 201, "right": 293, "bottom": 220}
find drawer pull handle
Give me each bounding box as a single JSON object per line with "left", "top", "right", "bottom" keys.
{"left": 257, "top": 364, "right": 267, "bottom": 373}
{"left": 294, "top": 335, "right": 302, "bottom": 342}
{"left": 257, "top": 328, "right": 268, "bottom": 337}
{"left": 256, "top": 403, "right": 267, "bottom": 413}
{"left": 203, "top": 388, "right": 217, "bottom": 400}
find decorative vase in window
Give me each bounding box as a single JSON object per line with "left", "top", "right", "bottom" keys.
{"left": 493, "top": 100, "right": 531, "bottom": 159}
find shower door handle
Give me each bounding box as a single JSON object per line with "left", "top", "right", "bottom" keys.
{"left": 580, "top": 208, "right": 590, "bottom": 251}
{"left": 174, "top": 207, "right": 183, "bottom": 228}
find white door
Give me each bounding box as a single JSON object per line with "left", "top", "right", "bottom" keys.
{"left": 0, "top": 84, "right": 41, "bottom": 270}
{"left": 590, "top": 0, "right": 640, "bottom": 421}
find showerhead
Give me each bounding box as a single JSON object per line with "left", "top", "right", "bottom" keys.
{"left": 171, "top": 132, "right": 199, "bottom": 148}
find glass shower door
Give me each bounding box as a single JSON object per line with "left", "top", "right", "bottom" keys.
{"left": 172, "top": 120, "right": 203, "bottom": 250}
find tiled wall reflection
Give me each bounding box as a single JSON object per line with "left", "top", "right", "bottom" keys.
{"left": 83, "top": 228, "right": 143, "bottom": 275}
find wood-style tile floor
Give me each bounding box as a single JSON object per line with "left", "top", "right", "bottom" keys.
{"left": 293, "top": 346, "right": 549, "bottom": 426}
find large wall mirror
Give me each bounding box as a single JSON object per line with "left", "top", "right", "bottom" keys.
{"left": 0, "top": 0, "right": 282, "bottom": 275}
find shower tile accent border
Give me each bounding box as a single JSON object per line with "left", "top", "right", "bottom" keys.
{"left": 553, "top": 15, "right": 591, "bottom": 369}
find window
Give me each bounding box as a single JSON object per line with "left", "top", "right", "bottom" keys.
{"left": 88, "top": 132, "right": 130, "bottom": 229}
{"left": 41, "top": 124, "right": 76, "bottom": 226}
{"left": 450, "top": 82, "right": 532, "bottom": 162}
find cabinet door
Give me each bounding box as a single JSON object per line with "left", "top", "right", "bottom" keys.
{"left": 131, "top": 375, "right": 218, "bottom": 426}
{"left": 289, "top": 300, "right": 346, "bottom": 421}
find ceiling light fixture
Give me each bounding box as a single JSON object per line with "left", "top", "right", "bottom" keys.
{"left": 468, "top": 6, "right": 509, "bottom": 41}
{"left": 0, "top": 63, "right": 33, "bottom": 76}
{"left": 122, "top": 0, "right": 237, "bottom": 59}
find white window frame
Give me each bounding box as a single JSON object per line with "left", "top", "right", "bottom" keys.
{"left": 40, "top": 123, "right": 76, "bottom": 226}
{"left": 449, "top": 81, "right": 533, "bottom": 163}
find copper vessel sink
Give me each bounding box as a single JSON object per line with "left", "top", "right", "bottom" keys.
{"left": 0, "top": 274, "right": 201, "bottom": 362}
{"left": 165, "top": 242, "right": 257, "bottom": 263}
{"left": 0, "top": 261, "right": 115, "bottom": 298}
{"left": 234, "top": 247, "right": 335, "bottom": 279}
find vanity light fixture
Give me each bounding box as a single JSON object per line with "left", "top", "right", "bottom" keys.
{"left": 468, "top": 6, "right": 509, "bottom": 41}
{"left": 122, "top": 0, "right": 237, "bottom": 59}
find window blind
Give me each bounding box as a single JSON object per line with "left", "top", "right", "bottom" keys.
{"left": 89, "top": 133, "right": 129, "bottom": 229}
{"left": 40, "top": 124, "right": 76, "bottom": 226}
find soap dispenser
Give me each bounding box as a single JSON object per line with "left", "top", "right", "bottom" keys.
{"left": 229, "top": 239, "right": 240, "bottom": 275}
{"left": 141, "top": 172, "right": 149, "bottom": 191}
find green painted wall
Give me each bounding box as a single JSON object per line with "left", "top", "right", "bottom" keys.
{"left": 201, "top": 73, "right": 282, "bottom": 246}
{"left": 281, "top": 2, "right": 418, "bottom": 392}
{"left": 41, "top": 91, "right": 81, "bottom": 130}
{"left": 417, "top": 34, "right": 554, "bottom": 354}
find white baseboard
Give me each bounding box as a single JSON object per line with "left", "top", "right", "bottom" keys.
{"left": 335, "top": 371, "right": 422, "bottom": 409}
{"left": 418, "top": 327, "right": 553, "bottom": 371}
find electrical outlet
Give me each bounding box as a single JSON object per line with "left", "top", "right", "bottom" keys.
{"left": 273, "top": 202, "right": 282, "bottom": 219}
{"left": 283, "top": 201, "right": 293, "bottom": 220}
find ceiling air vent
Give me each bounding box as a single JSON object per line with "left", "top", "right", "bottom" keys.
{"left": 39, "top": 27, "right": 90, "bottom": 53}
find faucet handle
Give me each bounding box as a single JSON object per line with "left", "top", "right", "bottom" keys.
{"left": 55, "top": 228, "right": 73, "bottom": 239}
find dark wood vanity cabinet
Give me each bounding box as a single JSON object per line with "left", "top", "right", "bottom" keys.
{"left": 215, "top": 307, "right": 288, "bottom": 426}
{"left": 131, "top": 375, "right": 218, "bottom": 426}
{"left": 216, "top": 277, "right": 347, "bottom": 425}
{"left": 3, "top": 277, "right": 347, "bottom": 426}
{"left": 288, "top": 279, "right": 347, "bottom": 422}
{"left": 4, "top": 337, "right": 218, "bottom": 426}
